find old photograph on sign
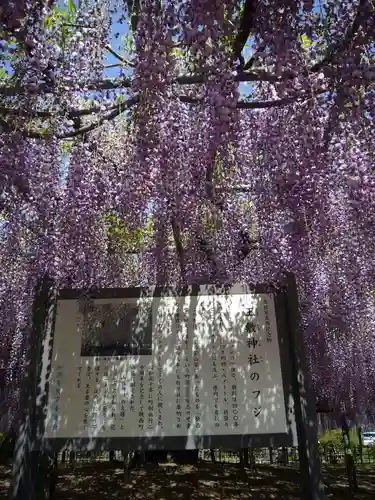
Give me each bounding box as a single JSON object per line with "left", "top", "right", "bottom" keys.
{"left": 80, "top": 300, "right": 153, "bottom": 356}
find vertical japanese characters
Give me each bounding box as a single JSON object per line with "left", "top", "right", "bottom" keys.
{"left": 46, "top": 292, "right": 288, "bottom": 439}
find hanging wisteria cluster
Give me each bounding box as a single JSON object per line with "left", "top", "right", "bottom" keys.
{"left": 1, "top": 0, "right": 375, "bottom": 419}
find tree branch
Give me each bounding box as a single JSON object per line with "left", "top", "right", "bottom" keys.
{"left": 311, "top": 0, "right": 368, "bottom": 73}
{"left": 1, "top": 88, "right": 331, "bottom": 139}
{"left": 233, "top": 0, "right": 257, "bottom": 62}
{"left": 179, "top": 87, "right": 330, "bottom": 108}
{"left": 217, "top": 185, "right": 252, "bottom": 193}
{"left": 0, "top": 70, "right": 294, "bottom": 96}
{"left": 0, "top": 103, "right": 125, "bottom": 119}
{"left": 171, "top": 217, "right": 185, "bottom": 279}
{"left": 17, "top": 97, "right": 138, "bottom": 139}
{"left": 1, "top": 86, "right": 329, "bottom": 126}
{"left": 105, "top": 44, "right": 134, "bottom": 67}
{"left": 126, "top": 0, "right": 140, "bottom": 33}
{"left": 176, "top": 69, "right": 294, "bottom": 85}
{"left": 243, "top": 42, "right": 267, "bottom": 71}
{"left": 105, "top": 63, "right": 124, "bottom": 69}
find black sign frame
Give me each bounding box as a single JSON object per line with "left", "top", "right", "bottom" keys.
{"left": 10, "top": 274, "right": 326, "bottom": 500}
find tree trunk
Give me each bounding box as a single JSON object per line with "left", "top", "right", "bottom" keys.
{"left": 171, "top": 450, "right": 198, "bottom": 464}
{"left": 130, "top": 451, "right": 146, "bottom": 468}
{"left": 357, "top": 427, "right": 363, "bottom": 464}
{"left": 249, "top": 448, "right": 256, "bottom": 471}
{"left": 341, "top": 412, "right": 358, "bottom": 491}
{"left": 282, "top": 447, "right": 288, "bottom": 464}
{"left": 144, "top": 450, "right": 167, "bottom": 463}
{"left": 123, "top": 451, "right": 133, "bottom": 479}
{"left": 243, "top": 448, "right": 249, "bottom": 467}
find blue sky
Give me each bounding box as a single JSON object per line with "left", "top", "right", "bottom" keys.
{"left": 99, "top": 0, "right": 324, "bottom": 94}
{"left": 3, "top": 0, "right": 317, "bottom": 97}
{"left": 55, "top": 0, "right": 253, "bottom": 187}
{"left": 55, "top": 0, "right": 256, "bottom": 95}
{"left": 4, "top": 0, "right": 326, "bottom": 88}
{"left": 0, "top": 1, "right": 328, "bottom": 100}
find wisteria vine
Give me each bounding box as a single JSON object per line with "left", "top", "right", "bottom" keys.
{"left": 1, "top": 0, "right": 375, "bottom": 421}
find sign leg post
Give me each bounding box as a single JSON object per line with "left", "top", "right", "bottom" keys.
{"left": 285, "top": 274, "right": 326, "bottom": 500}
{"left": 9, "top": 277, "right": 52, "bottom": 500}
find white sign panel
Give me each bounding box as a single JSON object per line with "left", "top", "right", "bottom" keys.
{"left": 43, "top": 287, "right": 291, "bottom": 440}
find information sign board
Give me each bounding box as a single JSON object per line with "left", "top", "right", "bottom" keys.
{"left": 41, "top": 284, "right": 296, "bottom": 447}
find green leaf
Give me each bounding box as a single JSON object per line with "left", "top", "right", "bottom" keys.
{"left": 239, "top": 0, "right": 246, "bottom": 18}
{"left": 172, "top": 47, "right": 184, "bottom": 58}
{"left": 145, "top": 216, "right": 153, "bottom": 236}
{"left": 61, "top": 141, "right": 72, "bottom": 154}
{"left": 122, "top": 29, "right": 134, "bottom": 54}
{"left": 0, "top": 68, "right": 9, "bottom": 81}
{"left": 67, "top": 0, "right": 77, "bottom": 15}
{"left": 42, "top": 14, "right": 53, "bottom": 29}
{"left": 105, "top": 213, "right": 154, "bottom": 252}
{"left": 300, "top": 33, "right": 312, "bottom": 52}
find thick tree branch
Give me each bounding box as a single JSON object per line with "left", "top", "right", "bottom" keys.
{"left": 233, "top": 0, "right": 257, "bottom": 62}
{"left": 0, "top": 106, "right": 52, "bottom": 118}
{"left": 0, "top": 79, "right": 128, "bottom": 97}
{"left": 95, "top": 69, "right": 295, "bottom": 89}
{"left": 56, "top": 97, "right": 138, "bottom": 138}
{"left": 0, "top": 103, "right": 123, "bottom": 119}
{"left": 1, "top": 88, "right": 331, "bottom": 138}
{"left": 243, "top": 53, "right": 258, "bottom": 71}
{"left": 0, "top": 70, "right": 295, "bottom": 97}
{"left": 56, "top": 109, "right": 122, "bottom": 138}
{"left": 177, "top": 70, "right": 296, "bottom": 85}
{"left": 171, "top": 217, "right": 185, "bottom": 279}
{"left": 126, "top": 0, "right": 140, "bottom": 33}
{"left": 14, "top": 97, "right": 138, "bottom": 139}
{"left": 1, "top": 87, "right": 329, "bottom": 129}
{"left": 243, "top": 42, "right": 267, "bottom": 71}
{"left": 179, "top": 87, "right": 330, "bottom": 108}
{"left": 311, "top": 0, "right": 368, "bottom": 73}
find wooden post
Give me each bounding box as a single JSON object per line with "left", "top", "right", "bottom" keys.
{"left": 284, "top": 274, "right": 326, "bottom": 500}
{"left": 340, "top": 409, "right": 358, "bottom": 491}
{"left": 9, "top": 276, "right": 55, "bottom": 500}
{"left": 357, "top": 427, "right": 363, "bottom": 465}
{"left": 243, "top": 448, "right": 249, "bottom": 467}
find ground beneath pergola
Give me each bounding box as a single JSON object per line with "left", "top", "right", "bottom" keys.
{"left": 1, "top": 461, "right": 375, "bottom": 499}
